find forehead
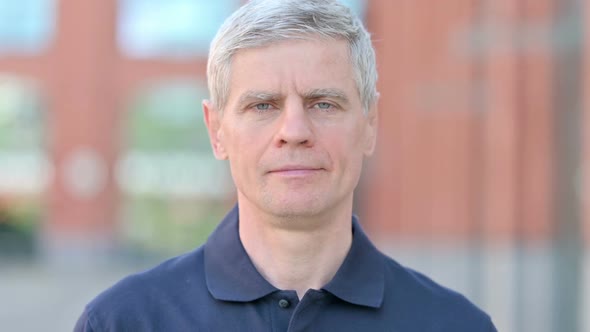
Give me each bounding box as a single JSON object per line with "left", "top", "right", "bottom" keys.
{"left": 227, "top": 38, "right": 359, "bottom": 102}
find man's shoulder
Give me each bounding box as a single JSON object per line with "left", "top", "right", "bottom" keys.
{"left": 381, "top": 255, "right": 496, "bottom": 331}
{"left": 77, "top": 246, "right": 208, "bottom": 331}
{"left": 93, "top": 245, "right": 206, "bottom": 302}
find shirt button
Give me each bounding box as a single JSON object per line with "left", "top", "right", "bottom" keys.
{"left": 278, "top": 299, "right": 290, "bottom": 308}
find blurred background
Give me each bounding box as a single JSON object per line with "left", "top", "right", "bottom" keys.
{"left": 0, "top": 0, "right": 587, "bottom": 331}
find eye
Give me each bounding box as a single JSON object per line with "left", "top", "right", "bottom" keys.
{"left": 255, "top": 103, "right": 272, "bottom": 111}
{"left": 312, "top": 102, "right": 335, "bottom": 111}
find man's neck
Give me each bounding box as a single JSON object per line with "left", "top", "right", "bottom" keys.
{"left": 237, "top": 199, "right": 353, "bottom": 299}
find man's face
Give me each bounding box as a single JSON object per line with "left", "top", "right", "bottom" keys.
{"left": 204, "top": 38, "right": 377, "bottom": 220}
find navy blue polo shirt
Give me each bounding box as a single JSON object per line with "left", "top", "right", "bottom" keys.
{"left": 75, "top": 205, "right": 497, "bottom": 331}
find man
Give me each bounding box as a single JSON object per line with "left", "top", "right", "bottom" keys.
{"left": 75, "top": 0, "right": 497, "bottom": 331}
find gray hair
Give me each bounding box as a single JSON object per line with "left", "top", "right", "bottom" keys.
{"left": 206, "top": 0, "right": 378, "bottom": 113}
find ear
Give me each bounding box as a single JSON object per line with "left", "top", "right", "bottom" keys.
{"left": 363, "top": 104, "right": 378, "bottom": 157}
{"left": 203, "top": 100, "right": 228, "bottom": 160}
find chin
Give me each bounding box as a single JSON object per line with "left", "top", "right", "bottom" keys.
{"left": 263, "top": 195, "right": 328, "bottom": 219}
{"left": 270, "top": 207, "right": 323, "bottom": 220}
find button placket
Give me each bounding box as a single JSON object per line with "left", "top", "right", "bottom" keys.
{"left": 278, "top": 299, "right": 290, "bottom": 308}
{"left": 270, "top": 291, "right": 298, "bottom": 331}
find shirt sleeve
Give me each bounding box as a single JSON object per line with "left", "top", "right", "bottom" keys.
{"left": 73, "top": 308, "right": 95, "bottom": 332}
{"left": 485, "top": 317, "right": 498, "bottom": 332}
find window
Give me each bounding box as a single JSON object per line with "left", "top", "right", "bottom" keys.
{"left": 0, "top": 75, "right": 50, "bottom": 195}
{"left": 117, "top": 0, "right": 239, "bottom": 58}
{"left": 117, "top": 80, "right": 232, "bottom": 255}
{"left": 0, "top": 75, "right": 49, "bottom": 255}
{"left": 117, "top": 0, "right": 368, "bottom": 59}
{"left": 0, "top": 0, "right": 56, "bottom": 54}
{"left": 339, "top": 0, "right": 367, "bottom": 19}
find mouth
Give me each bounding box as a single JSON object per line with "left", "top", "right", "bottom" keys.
{"left": 267, "top": 166, "right": 325, "bottom": 177}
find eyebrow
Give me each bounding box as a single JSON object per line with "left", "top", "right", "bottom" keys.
{"left": 238, "top": 91, "right": 282, "bottom": 105}
{"left": 238, "top": 88, "right": 350, "bottom": 106}
{"left": 302, "top": 88, "right": 350, "bottom": 105}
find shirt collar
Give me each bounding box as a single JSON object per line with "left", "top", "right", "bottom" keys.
{"left": 204, "top": 205, "right": 385, "bottom": 308}
{"left": 204, "top": 205, "right": 277, "bottom": 302}
{"left": 321, "top": 215, "right": 385, "bottom": 308}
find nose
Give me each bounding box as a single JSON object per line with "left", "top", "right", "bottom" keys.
{"left": 274, "top": 101, "right": 315, "bottom": 148}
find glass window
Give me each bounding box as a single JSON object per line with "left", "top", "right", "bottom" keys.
{"left": 0, "top": 0, "right": 56, "bottom": 54}
{"left": 117, "top": 80, "right": 232, "bottom": 256}
{"left": 339, "top": 0, "right": 367, "bottom": 19}
{"left": 117, "top": 0, "right": 368, "bottom": 59}
{"left": 0, "top": 75, "right": 48, "bottom": 256}
{"left": 0, "top": 75, "right": 50, "bottom": 194}
{"left": 118, "top": 0, "right": 239, "bottom": 59}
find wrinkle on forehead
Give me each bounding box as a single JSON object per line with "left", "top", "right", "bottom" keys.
{"left": 227, "top": 39, "right": 359, "bottom": 109}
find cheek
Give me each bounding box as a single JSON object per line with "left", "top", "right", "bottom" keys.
{"left": 321, "top": 127, "right": 365, "bottom": 168}
{"left": 223, "top": 124, "right": 268, "bottom": 171}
